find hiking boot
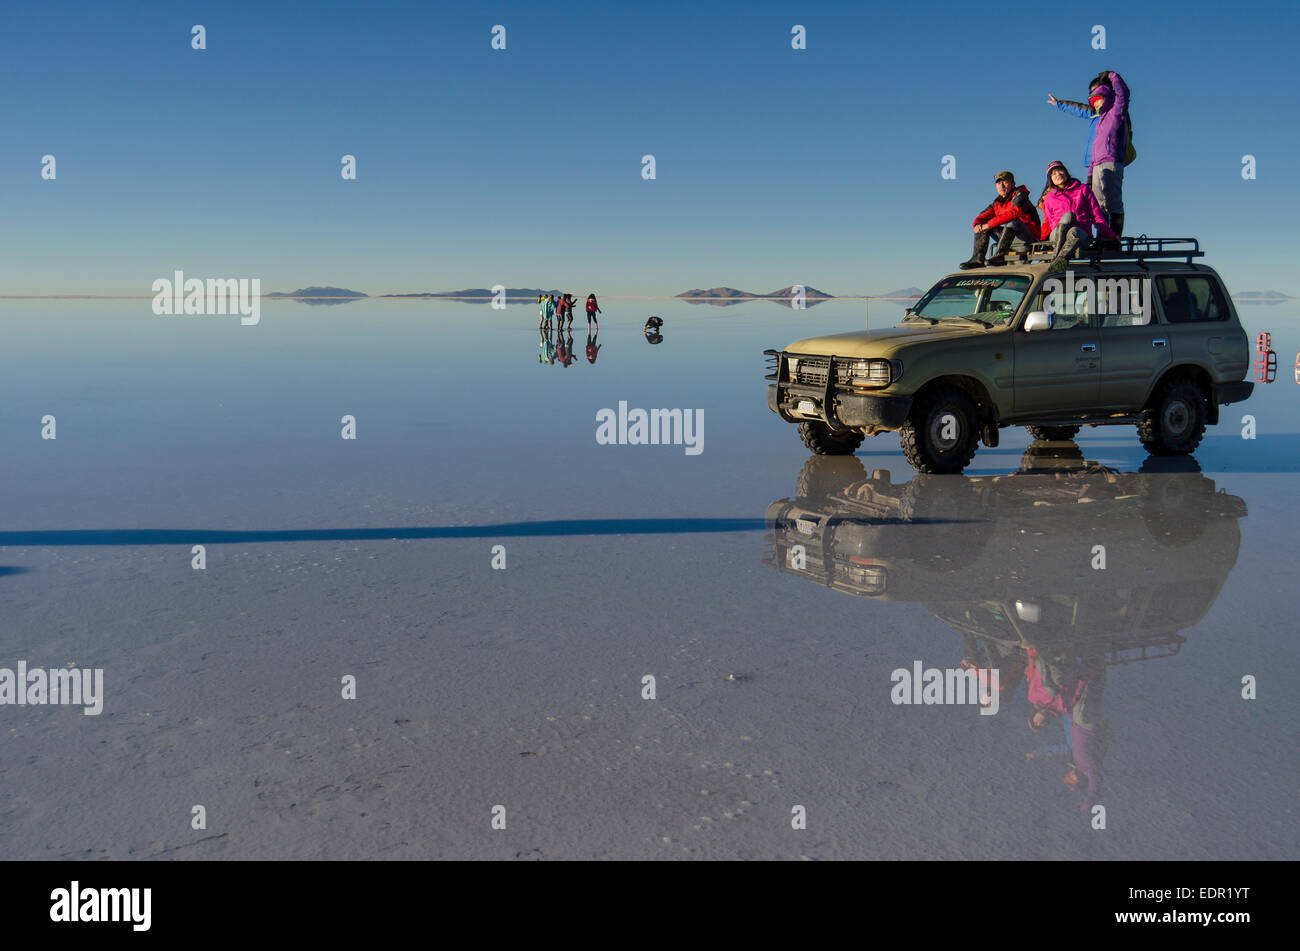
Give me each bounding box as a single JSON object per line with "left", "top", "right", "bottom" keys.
{"left": 1048, "top": 257, "right": 1069, "bottom": 274}
{"left": 958, "top": 258, "right": 983, "bottom": 270}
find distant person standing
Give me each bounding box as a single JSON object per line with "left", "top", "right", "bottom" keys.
{"left": 538, "top": 293, "right": 548, "bottom": 328}
{"left": 544, "top": 293, "right": 556, "bottom": 326}
{"left": 585, "top": 293, "right": 601, "bottom": 329}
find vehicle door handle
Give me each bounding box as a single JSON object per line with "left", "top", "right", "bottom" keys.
{"left": 1152, "top": 338, "right": 1168, "bottom": 348}
{"left": 1080, "top": 343, "right": 1097, "bottom": 352}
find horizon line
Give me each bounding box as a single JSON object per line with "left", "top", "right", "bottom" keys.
{"left": 0, "top": 294, "right": 932, "bottom": 302}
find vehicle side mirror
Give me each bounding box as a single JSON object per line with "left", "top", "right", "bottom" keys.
{"left": 1015, "top": 600, "right": 1041, "bottom": 623}
{"left": 1023, "top": 311, "right": 1053, "bottom": 332}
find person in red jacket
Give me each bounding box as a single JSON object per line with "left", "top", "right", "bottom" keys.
{"left": 959, "top": 170, "right": 1042, "bottom": 269}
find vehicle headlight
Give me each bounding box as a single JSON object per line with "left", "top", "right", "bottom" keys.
{"left": 847, "top": 359, "right": 901, "bottom": 388}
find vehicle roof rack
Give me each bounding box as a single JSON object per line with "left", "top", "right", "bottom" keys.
{"left": 1012, "top": 237, "right": 1203, "bottom": 266}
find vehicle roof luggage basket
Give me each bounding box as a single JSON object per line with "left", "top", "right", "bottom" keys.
{"left": 1008, "top": 237, "right": 1203, "bottom": 266}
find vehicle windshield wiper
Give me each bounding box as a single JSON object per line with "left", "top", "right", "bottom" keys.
{"left": 943, "top": 314, "right": 992, "bottom": 328}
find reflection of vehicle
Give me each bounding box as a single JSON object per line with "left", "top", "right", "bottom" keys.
{"left": 764, "top": 447, "right": 1246, "bottom": 661}
{"left": 764, "top": 240, "right": 1253, "bottom": 473}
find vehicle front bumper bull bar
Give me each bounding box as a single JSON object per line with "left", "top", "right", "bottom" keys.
{"left": 765, "top": 350, "right": 912, "bottom": 432}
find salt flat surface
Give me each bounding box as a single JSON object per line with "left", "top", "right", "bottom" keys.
{"left": 0, "top": 300, "right": 1296, "bottom": 859}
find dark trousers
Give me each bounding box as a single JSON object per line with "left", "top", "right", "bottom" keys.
{"left": 972, "top": 219, "right": 1037, "bottom": 261}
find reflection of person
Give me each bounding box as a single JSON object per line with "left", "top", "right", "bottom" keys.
{"left": 959, "top": 631, "right": 1024, "bottom": 704}
{"left": 586, "top": 329, "right": 600, "bottom": 364}
{"left": 538, "top": 322, "right": 556, "bottom": 364}
{"left": 1025, "top": 647, "right": 1109, "bottom": 810}
{"left": 644, "top": 316, "right": 663, "bottom": 345}
{"left": 960, "top": 171, "right": 1041, "bottom": 270}
{"left": 1038, "top": 161, "right": 1116, "bottom": 272}
{"left": 556, "top": 328, "right": 576, "bottom": 367}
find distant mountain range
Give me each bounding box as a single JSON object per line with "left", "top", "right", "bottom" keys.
{"left": 380, "top": 287, "right": 567, "bottom": 300}
{"left": 676, "top": 286, "right": 836, "bottom": 307}
{"left": 1233, "top": 290, "right": 1292, "bottom": 304}
{"left": 260, "top": 285, "right": 1290, "bottom": 306}
{"left": 265, "top": 286, "right": 572, "bottom": 304}
{"left": 265, "top": 287, "right": 368, "bottom": 306}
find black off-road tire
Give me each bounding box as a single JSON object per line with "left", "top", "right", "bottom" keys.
{"left": 899, "top": 385, "right": 981, "bottom": 474}
{"left": 798, "top": 420, "right": 865, "bottom": 456}
{"left": 1137, "top": 378, "right": 1208, "bottom": 456}
{"left": 1026, "top": 425, "right": 1082, "bottom": 442}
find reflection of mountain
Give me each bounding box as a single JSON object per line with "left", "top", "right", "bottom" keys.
{"left": 266, "top": 287, "right": 367, "bottom": 306}
{"left": 676, "top": 286, "right": 834, "bottom": 306}
{"left": 1233, "top": 290, "right": 1293, "bottom": 305}
{"left": 765, "top": 447, "right": 1245, "bottom": 655}
{"left": 870, "top": 287, "right": 924, "bottom": 299}
{"left": 383, "top": 288, "right": 565, "bottom": 300}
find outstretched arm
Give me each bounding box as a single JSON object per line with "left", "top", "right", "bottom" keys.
{"left": 1108, "top": 71, "right": 1129, "bottom": 114}
{"left": 1054, "top": 97, "right": 1094, "bottom": 119}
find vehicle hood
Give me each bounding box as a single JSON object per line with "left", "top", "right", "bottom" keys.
{"left": 784, "top": 322, "right": 996, "bottom": 357}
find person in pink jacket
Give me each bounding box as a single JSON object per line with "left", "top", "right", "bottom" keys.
{"left": 1037, "top": 160, "right": 1117, "bottom": 271}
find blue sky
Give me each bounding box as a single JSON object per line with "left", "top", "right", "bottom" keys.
{"left": 2, "top": 0, "right": 1296, "bottom": 296}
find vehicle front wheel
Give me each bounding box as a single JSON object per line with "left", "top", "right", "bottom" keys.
{"left": 798, "top": 420, "right": 865, "bottom": 456}
{"left": 899, "top": 385, "right": 980, "bottom": 474}
{"left": 1137, "top": 379, "right": 1208, "bottom": 456}
{"left": 1026, "top": 424, "right": 1082, "bottom": 442}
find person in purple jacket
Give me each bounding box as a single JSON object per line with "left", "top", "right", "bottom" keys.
{"left": 1086, "top": 70, "right": 1129, "bottom": 240}
{"left": 1048, "top": 70, "right": 1130, "bottom": 238}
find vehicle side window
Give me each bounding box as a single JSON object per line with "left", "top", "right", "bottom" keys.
{"left": 1156, "top": 277, "right": 1189, "bottom": 322}
{"left": 1184, "top": 276, "right": 1230, "bottom": 322}
{"left": 1098, "top": 275, "right": 1152, "bottom": 327}
{"left": 1032, "top": 287, "right": 1095, "bottom": 331}
{"left": 1157, "top": 276, "right": 1229, "bottom": 323}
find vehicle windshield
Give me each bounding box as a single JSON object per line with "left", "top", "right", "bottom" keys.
{"left": 905, "top": 275, "right": 1031, "bottom": 327}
